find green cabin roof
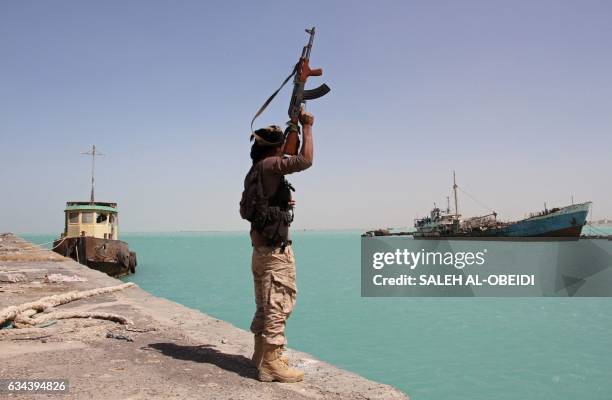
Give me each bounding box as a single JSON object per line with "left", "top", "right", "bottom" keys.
{"left": 65, "top": 202, "right": 118, "bottom": 213}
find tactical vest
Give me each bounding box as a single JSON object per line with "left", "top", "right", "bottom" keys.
{"left": 240, "top": 161, "right": 294, "bottom": 246}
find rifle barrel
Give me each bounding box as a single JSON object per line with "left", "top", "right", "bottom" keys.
{"left": 305, "top": 27, "right": 315, "bottom": 59}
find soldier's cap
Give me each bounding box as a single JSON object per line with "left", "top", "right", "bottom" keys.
{"left": 251, "top": 125, "right": 284, "bottom": 147}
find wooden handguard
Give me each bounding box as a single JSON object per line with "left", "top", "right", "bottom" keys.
{"left": 299, "top": 59, "right": 323, "bottom": 82}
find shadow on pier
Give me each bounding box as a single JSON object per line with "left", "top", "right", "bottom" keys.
{"left": 147, "top": 342, "right": 257, "bottom": 379}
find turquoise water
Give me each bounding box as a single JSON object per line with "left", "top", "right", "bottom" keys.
{"left": 23, "top": 231, "right": 612, "bottom": 399}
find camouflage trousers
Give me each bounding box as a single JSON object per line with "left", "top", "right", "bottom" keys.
{"left": 250, "top": 245, "right": 297, "bottom": 346}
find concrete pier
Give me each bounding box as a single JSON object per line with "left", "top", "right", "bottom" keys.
{"left": 0, "top": 234, "right": 409, "bottom": 400}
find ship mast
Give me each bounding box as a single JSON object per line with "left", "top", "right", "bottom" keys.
{"left": 82, "top": 145, "right": 104, "bottom": 203}
{"left": 453, "top": 171, "right": 459, "bottom": 218}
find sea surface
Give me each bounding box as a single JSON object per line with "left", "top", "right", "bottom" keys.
{"left": 23, "top": 229, "right": 612, "bottom": 400}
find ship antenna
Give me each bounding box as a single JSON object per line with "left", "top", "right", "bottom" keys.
{"left": 446, "top": 196, "right": 450, "bottom": 213}
{"left": 82, "top": 145, "right": 105, "bottom": 203}
{"left": 453, "top": 171, "right": 459, "bottom": 218}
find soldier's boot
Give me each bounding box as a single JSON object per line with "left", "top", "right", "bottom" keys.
{"left": 251, "top": 334, "right": 264, "bottom": 368}
{"left": 277, "top": 345, "right": 289, "bottom": 365}
{"left": 258, "top": 343, "right": 304, "bottom": 383}
{"left": 251, "top": 334, "right": 289, "bottom": 369}
{"left": 252, "top": 334, "right": 287, "bottom": 369}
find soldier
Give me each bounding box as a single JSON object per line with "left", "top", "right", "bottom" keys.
{"left": 240, "top": 109, "right": 314, "bottom": 383}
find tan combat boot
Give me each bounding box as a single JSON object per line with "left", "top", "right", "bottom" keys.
{"left": 258, "top": 343, "right": 304, "bottom": 383}
{"left": 251, "top": 334, "right": 264, "bottom": 368}
{"left": 252, "top": 334, "right": 288, "bottom": 369}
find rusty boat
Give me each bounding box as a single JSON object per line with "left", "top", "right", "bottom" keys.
{"left": 364, "top": 172, "right": 591, "bottom": 240}
{"left": 53, "top": 145, "right": 137, "bottom": 277}
{"left": 411, "top": 172, "right": 591, "bottom": 239}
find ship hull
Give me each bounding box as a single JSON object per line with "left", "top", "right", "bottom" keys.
{"left": 485, "top": 203, "right": 589, "bottom": 238}
{"left": 53, "top": 236, "right": 137, "bottom": 278}
{"left": 414, "top": 203, "right": 590, "bottom": 240}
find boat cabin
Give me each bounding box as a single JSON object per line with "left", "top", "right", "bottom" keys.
{"left": 62, "top": 201, "right": 119, "bottom": 240}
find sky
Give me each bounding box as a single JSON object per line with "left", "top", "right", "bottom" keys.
{"left": 1, "top": 0, "right": 611, "bottom": 233}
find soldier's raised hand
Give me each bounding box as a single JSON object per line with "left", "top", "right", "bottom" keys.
{"left": 298, "top": 109, "right": 314, "bottom": 126}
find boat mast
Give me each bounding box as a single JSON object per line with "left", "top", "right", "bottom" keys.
{"left": 453, "top": 171, "right": 459, "bottom": 218}
{"left": 82, "top": 145, "right": 104, "bottom": 203}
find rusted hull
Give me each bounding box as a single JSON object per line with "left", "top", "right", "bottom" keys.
{"left": 533, "top": 225, "right": 584, "bottom": 237}
{"left": 413, "top": 235, "right": 580, "bottom": 241}
{"left": 414, "top": 203, "right": 590, "bottom": 240}
{"left": 415, "top": 224, "right": 585, "bottom": 240}
{"left": 53, "top": 237, "right": 137, "bottom": 278}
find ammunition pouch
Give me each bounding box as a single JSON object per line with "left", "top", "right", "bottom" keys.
{"left": 253, "top": 206, "right": 294, "bottom": 247}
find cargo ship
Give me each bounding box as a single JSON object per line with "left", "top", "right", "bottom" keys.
{"left": 412, "top": 173, "right": 590, "bottom": 239}
{"left": 364, "top": 173, "right": 591, "bottom": 240}
{"left": 52, "top": 146, "right": 137, "bottom": 277}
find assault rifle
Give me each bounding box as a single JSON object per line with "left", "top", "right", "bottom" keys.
{"left": 284, "top": 27, "right": 330, "bottom": 154}
{"left": 251, "top": 27, "right": 330, "bottom": 155}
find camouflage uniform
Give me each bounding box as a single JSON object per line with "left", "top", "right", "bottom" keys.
{"left": 250, "top": 245, "right": 297, "bottom": 345}
{"left": 245, "top": 153, "right": 311, "bottom": 346}
{"left": 241, "top": 124, "right": 312, "bottom": 382}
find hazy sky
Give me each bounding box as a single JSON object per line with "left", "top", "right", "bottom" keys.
{"left": 1, "top": 1, "right": 611, "bottom": 233}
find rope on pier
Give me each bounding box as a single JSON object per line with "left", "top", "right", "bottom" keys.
{"left": 14, "top": 311, "right": 132, "bottom": 328}
{"left": 0, "top": 282, "right": 136, "bottom": 327}
{"left": 4, "top": 235, "right": 69, "bottom": 253}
